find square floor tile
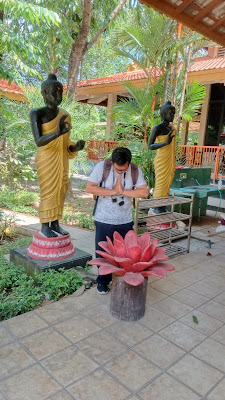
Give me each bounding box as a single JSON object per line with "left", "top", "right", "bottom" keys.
{"left": 21, "top": 327, "right": 70, "bottom": 360}
{"left": 211, "top": 325, "right": 225, "bottom": 345}
{"left": 151, "top": 280, "right": 183, "bottom": 295}
{"left": 0, "top": 364, "right": 60, "bottom": 400}
{"left": 64, "top": 291, "right": 103, "bottom": 312}
{"left": 192, "top": 338, "right": 225, "bottom": 372}
{"left": 106, "top": 321, "right": 152, "bottom": 347}
{"left": 145, "top": 288, "right": 167, "bottom": 306}
{"left": 140, "top": 306, "right": 175, "bottom": 332}
{"left": 4, "top": 312, "right": 48, "bottom": 338}
{"left": 172, "top": 288, "right": 208, "bottom": 308}
{"left": 180, "top": 310, "right": 223, "bottom": 336}
{"left": 83, "top": 304, "right": 116, "bottom": 328}
{"left": 47, "top": 391, "right": 73, "bottom": 400}
{"left": 213, "top": 292, "right": 225, "bottom": 306}
{"left": 105, "top": 350, "right": 161, "bottom": 391}
{"left": 0, "top": 394, "right": 6, "bottom": 400}
{"left": 168, "top": 354, "right": 223, "bottom": 396}
{"left": 167, "top": 271, "right": 198, "bottom": 287}
{"left": 200, "top": 276, "right": 225, "bottom": 291}
{"left": 198, "top": 300, "right": 225, "bottom": 322}
{"left": 0, "top": 324, "right": 14, "bottom": 347}
{"left": 159, "top": 321, "right": 206, "bottom": 351}
{"left": 68, "top": 369, "right": 130, "bottom": 400}
{"left": 138, "top": 373, "right": 201, "bottom": 400}
{"left": 55, "top": 314, "right": 100, "bottom": 342}
{"left": 41, "top": 346, "right": 97, "bottom": 386}
{"left": 0, "top": 342, "right": 34, "bottom": 380}
{"left": 134, "top": 334, "right": 185, "bottom": 369}
{"left": 77, "top": 330, "right": 127, "bottom": 364}
{"left": 152, "top": 297, "right": 193, "bottom": 319}
{"left": 188, "top": 281, "right": 223, "bottom": 298}
{"left": 206, "top": 378, "right": 225, "bottom": 400}
{"left": 35, "top": 301, "right": 77, "bottom": 325}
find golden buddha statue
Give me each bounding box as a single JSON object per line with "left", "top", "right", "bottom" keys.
{"left": 30, "top": 74, "right": 85, "bottom": 237}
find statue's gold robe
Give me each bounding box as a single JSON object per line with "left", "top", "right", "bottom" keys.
{"left": 153, "top": 127, "right": 176, "bottom": 198}
{"left": 35, "top": 108, "right": 77, "bottom": 223}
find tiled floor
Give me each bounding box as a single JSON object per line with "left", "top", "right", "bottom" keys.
{"left": 1, "top": 213, "right": 225, "bottom": 399}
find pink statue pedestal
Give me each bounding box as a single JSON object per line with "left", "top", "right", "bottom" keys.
{"left": 27, "top": 231, "right": 75, "bottom": 260}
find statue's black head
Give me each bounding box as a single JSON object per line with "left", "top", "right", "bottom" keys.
{"left": 41, "top": 74, "right": 63, "bottom": 105}
{"left": 160, "top": 101, "right": 175, "bottom": 121}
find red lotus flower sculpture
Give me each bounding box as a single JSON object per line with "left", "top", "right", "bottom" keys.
{"left": 89, "top": 230, "right": 175, "bottom": 286}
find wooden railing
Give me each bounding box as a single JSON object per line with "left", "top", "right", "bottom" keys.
{"left": 178, "top": 145, "right": 225, "bottom": 183}
{"left": 86, "top": 140, "right": 225, "bottom": 183}
{"left": 87, "top": 140, "right": 119, "bottom": 161}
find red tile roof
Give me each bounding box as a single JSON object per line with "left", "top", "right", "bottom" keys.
{"left": 0, "top": 79, "right": 25, "bottom": 95}
{"left": 1, "top": 55, "right": 225, "bottom": 95}
{"left": 77, "top": 56, "right": 225, "bottom": 87}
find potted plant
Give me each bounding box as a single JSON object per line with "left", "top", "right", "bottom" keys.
{"left": 89, "top": 230, "right": 174, "bottom": 321}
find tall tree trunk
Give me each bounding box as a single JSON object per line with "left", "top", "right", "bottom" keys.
{"left": 176, "top": 43, "right": 192, "bottom": 135}
{"left": 67, "top": 0, "right": 92, "bottom": 99}
{"left": 171, "top": 23, "right": 182, "bottom": 105}
{"left": 67, "top": 0, "right": 127, "bottom": 100}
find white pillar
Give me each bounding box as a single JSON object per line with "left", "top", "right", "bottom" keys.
{"left": 198, "top": 84, "right": 211, "bottom": 146}
{"left": 106, "top": 94, "right": 117, "bottom": 140}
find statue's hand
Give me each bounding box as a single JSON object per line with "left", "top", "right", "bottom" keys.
{"left": 73, "top": 140, "right": 86, "bottom": 151}
{"left": 58, "top": 114, "right": 71, "bottom": 136}
{"left": 166, "top": 130, "right": 173, "bottom": 144}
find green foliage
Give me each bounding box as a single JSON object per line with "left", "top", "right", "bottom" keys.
{"left": 75, "top": 213, "right": 95, "bottom": 230}
{"left": 0, "top": 210, "right": 16, "bottom": 240}
{"left": 0, "top": 235, "right": 84, "bottom": 320}
{"left": 0, "top": 0, "right": 60, "bottom": 80}
{"left": 130, "top": 141, "right": 155, "bottom": 189}
{"left": 0, "top": 186, "right": 39, "bottom": 214}
{"left": 181, "top": 81, "right": 206, "bottom": 122}
{"left": 35, "top": 268, "right": 83, "bottom": 301}
{"left": 0, "top": 257, "right": 44, "bottom": 320}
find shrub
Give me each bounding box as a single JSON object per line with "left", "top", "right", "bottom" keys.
{"left": 35, "top": 268, "right": 83, "bottom": 301}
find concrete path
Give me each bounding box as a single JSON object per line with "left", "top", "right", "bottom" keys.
{"left": 1, "top": 210, "right": 225, "bottom": 399}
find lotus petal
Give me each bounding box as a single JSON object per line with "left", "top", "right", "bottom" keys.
{"left": 98, "top": 241, "right": 111, "bottom": 254}
{"left": 138, "top": 232, "right": 151, "bottom": 251}
{"left": 155, "top": 262, "right": 175, "bottom": 271}
{"left": 106, "top": 236, "right": 114, "bottom": 255}
{"left": 132, "top": 261, "right": 153, "bottom": 272}
{"left": 124, "top": 230, "right": 138, "bottom": 248}
{"left": 149, "top": 248, "right": 169, "bottom": 265}
{"left": 95, "top": 250, "right": 118, "bottom": 266}
{"left": 89, "top": 258, "right": 117, "bottom": 268}
{"left": 99, "top": 265, "right": 125, "bottom": 276}
{"left": 126, "top": 245, "right": 142, "bottom": 263}
{"left": 140, "top": 238, "right": 158, "bottom": 262}
{"left": 114, "top": 257, "right": 133, "bottom": 272}
{"left": 142, "top": 267, "right": 167, "bottom": 278}
{"left": 113, "top": 231, "right": 124, "bottom": 243}
{"left": 113, "top": 239, "right": 126, "bottom": 258}
{"left": 123, "top": 272, "right": 145, "bottom": 286}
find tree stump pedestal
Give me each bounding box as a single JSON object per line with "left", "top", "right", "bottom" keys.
{"left": 110, "top": 274, "right": 148, "bottom": 321}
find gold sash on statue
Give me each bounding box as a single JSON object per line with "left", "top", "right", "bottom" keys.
{"left": 35, "top": 108, "right": 77, "bottom": 223}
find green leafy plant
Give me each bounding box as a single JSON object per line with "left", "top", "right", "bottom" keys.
{"left": 35, "top": 268, "right": 83, "bottom": 301}
{"left": 0, "top": 186, "right": 39, "bottom": 214}
{"left": 0, "top": 211, "right": 17, "bottom": 241}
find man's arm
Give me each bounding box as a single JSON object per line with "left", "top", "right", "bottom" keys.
{"left": 122, "top": 185, "right": 149, "bottom": 198}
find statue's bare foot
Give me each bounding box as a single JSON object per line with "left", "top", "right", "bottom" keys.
{"left": 41, "top": 225, "right": 58, "bottom": 237}
{"left": 50, "top": 221, "right": 68, "bottom": 235}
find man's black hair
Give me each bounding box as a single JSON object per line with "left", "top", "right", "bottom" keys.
{"left": 112, "top": 147, "right": 132, "bottom": 166}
